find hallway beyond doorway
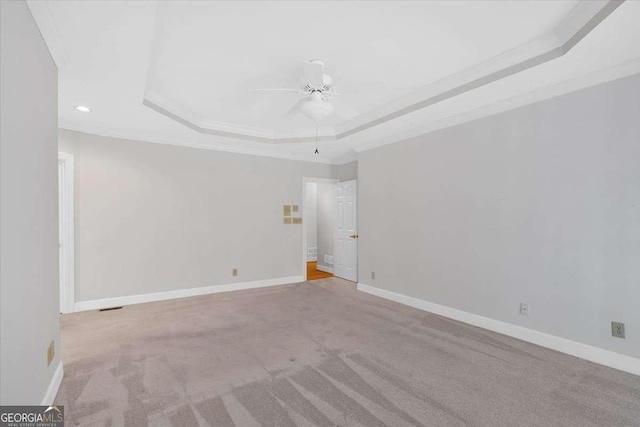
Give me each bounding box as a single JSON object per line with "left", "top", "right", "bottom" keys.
{"left": 306, "top": 261, "right": 333, "bottom": 280}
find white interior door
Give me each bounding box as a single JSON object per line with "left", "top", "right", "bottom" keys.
{"left": 334, "top": 180, "right": 357, "bottom": 282}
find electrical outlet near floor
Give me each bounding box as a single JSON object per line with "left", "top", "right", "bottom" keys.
{"left": 371, "top": 271, "right": 375, "bottom": 280}
{"left": 611, "top": 321, "right": 625, "bottom": 338}
{"left": 519, "top": 303, "right": 529, "bottom": 316}
{"left": 232, "top": 268, "right": 238, "bottom": 277}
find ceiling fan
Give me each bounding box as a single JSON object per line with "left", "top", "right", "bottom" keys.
{"left": 252, "top": 59, "right": 385, "bottom": 123}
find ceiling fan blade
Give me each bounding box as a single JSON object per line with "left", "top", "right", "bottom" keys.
{"left": 331, "top": 98, "right": 359, "bottom": 121}
{"left": 331, "top": 81, "right": 389, "bottom": 96}
{"left": 283, "top": 97, "right": 309, "bottom": 120}
{"left": 250, "top": 88, "right": 303, "bottom": 93}
{"left": 302, "top": 60, "right": 324, "bottom": 87}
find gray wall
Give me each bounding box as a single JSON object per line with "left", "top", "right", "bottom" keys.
{"left": 305, "top": 182, "right": 318, "bottom": 258}
{"left": 358, "top": 73, "right": 640, "bottom": 359}
{"left": 0, "top": 1, "right": 60, "bottom": 404}
{"left": 317, "top": 183, "right": 334, "bottom": 270}
{"left": 332, "top": 162, "right": 357, "bottom": 182}
{"left": 58, "top": 130, "right": 332, "bottom": 302}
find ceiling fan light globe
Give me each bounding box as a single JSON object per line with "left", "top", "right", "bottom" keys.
{"left": 310, "top": 91, "right": 324, "bottom": 102}
{"left": 300, "top": 100, "right": 334, "bottom": 122}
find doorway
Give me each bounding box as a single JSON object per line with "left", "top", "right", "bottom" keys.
{"left": 302, "top": 178, "right": 358, "bottom": 282}
{"left": 303, "top": 179, "right": 336, "bottom": 281}
{"left": 58, "top": 152, "right": 75, "bottom": 313}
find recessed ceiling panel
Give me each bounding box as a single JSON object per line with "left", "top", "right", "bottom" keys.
{"left": 31, "top": 0, "right": 639, "bottom": 163}
{"left": 146, "top": 1, "right": 579, "bottom": 131}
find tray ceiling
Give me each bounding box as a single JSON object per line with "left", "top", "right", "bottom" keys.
{"left": 28, "top": 0, "right": 640, "bottom": 163}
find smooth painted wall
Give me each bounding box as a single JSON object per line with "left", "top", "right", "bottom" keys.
{"left": 58, "top": 130, "right": 332, "bottom": 302}
{"left": 317, "top": 183, "right": 334, "bottom": 270}
{"left": 305, "top": 182, "right": 318, "bottom": 258}
{"left": 0, "top": 1, "right": 60, "bottom": 404}
{"left": 358, "top": 73, "right": 640, "bottom": 359}
{"left": 332, "top": 162, "right": 357, "bottom": 182}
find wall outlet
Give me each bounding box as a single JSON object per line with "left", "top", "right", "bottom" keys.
{"left": 371, "top": 271, "right": 375, "bottom": 280}
{"left": 611, "top": 321, "right": 625, "bottom": 338}
{"left": 519, "top": 303, "right": 529, "bottom": 316}
{"left": 47, "top": 340, "right": 55, "bottom": 366}
{"left": 232, "top": 268, "right": 238, "bottom": 277}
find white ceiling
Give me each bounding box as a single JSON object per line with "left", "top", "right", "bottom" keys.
{"left": 147, "top": 1, "right": 575, "bottom": 130}
{"left": 28, "top": 0, "right": 640, "bottom": 164}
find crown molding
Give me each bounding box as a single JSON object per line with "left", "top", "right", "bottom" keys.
{"left": 143, "top": 0, "right": 623, "bottom": 143}
{"left": 334, "top": 0, "right": 623, "bottom": 140}
{"left": 40, "top": 0, "right": 630, "bottom": 165}
{"left": 59, "top": 58, "right": 640, "bottom": 165}
{"left": 352, "top": 58, "right": 640, "bottom": 154}
{"left": 331, "top": 149, "right": 359, "bottom": 165}
{"left": 143, "top": 90, "right": 337, "bottom": 143}
{"left": 555, "top": 0, "right": 623, "bottom": 52}
{"left": 26, "top": 0, "right": 70, "bottom": 68}
{"left": 58, "top": 119, "right": 335, "bottom": 165}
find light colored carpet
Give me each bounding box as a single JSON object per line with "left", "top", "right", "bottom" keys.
{"left": 55, "top": 278, "right": 640, "bottom": 426}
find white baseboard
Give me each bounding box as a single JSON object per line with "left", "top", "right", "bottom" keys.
{"left": 357, "top": 283, "right": 640, "bottom": 377}
{"left": 41, "top": 361, "right": 64, "bottom": 405}
{"left": 74, "top": 276, "right": 303, "bottom": 312}
{"left": 307, "top": 257, "right": 318, "bottom": 262}
{"left": 316, "top": 264, "right": 333, "bottom": 274}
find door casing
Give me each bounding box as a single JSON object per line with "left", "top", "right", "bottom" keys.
{"left": 59, "top": 152, "right": 75, "bottom": 313}
{"left": 301, "top": 177, "right": 338, "bottom": 281}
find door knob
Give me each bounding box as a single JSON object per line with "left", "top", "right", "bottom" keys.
{"left": 349, "top": 234, "right": 359, "bottom": 239}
